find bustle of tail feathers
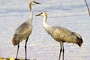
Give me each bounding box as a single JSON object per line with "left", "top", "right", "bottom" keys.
{"left": 12, "top": 37, "right": 19, "bottom": 46}
{"left": 74, "top": 32, "right": 83, "bottom": 47}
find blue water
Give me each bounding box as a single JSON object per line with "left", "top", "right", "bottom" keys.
{"left": 0, "top": 0, "right": 90, "bottom": 60}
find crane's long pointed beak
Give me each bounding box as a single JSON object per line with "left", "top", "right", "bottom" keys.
{"left": 35, "top": 1, "right": 41, "bottom": 4}
{"left": 36, "top": 13, "right": 41, "bottom": 16}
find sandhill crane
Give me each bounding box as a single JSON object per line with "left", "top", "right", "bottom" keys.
{"left": 12, "top": 1, "right": 40, "bottom": 60}
{"left": 36, "top": 12, "right": 83, "bottom": 60}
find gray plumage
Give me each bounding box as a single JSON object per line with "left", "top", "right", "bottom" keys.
{"left": 46, "top": 26, "right": 83, "bottom": 47}
{"left": 36, "top": 12, "right": 83, "bottom": 60}
{"left": 12, "top": 21, "right": 32, "bottom": 45}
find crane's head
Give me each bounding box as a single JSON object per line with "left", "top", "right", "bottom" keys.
{"left": 36, "top": 12, "right": 47, "bottom": 17}
{"left": 29, "top": 1, "right": 41, "bottom": 9}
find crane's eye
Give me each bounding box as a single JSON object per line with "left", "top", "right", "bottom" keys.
{"left": 41, "top": 12, "right": 43, "bottom": 14}
{"left": 33, "top": 1, "right": 36, "bottom": 3}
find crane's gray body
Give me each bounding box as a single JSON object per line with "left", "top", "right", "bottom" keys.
{"left": 44, "top": 26, "right": 83, "bottom": 47}
{"left": 12, "top": 21, "right": 32, "bottom": 45}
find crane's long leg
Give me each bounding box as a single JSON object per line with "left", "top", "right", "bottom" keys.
{"left": 59, "top": 47, "right": 62, "bottom": 60}
{"left": 59, "top": 42, "right": 63, "bottom": 60}
{"left": 25, "top": 37, "right": 29, "bottom": 60}
{"left": 16, "top": 44, "right": 20, "bottom": 59}
{"left": 62, "top": 46, "right": 64, "bottom": 60}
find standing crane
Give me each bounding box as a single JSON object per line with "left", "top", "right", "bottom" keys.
{"left": 12, "top": 1, "right": 40, "bottom": 60}
{"left": 36, "top": 12, "right": 83, "bottom": 60}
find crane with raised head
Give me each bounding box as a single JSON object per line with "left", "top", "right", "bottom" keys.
{"left": 36, "top": 12, "right": 83, "bottom": 60}
{"left": 12, "top": 1, "right": 40, "bottom": 60}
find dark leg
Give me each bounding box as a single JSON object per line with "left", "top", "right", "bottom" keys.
{"left": 62, "top": 46, "right": 64, "bottom": 60}
{"left": 59, "top": 42, "right": 63, "bottom": 60}
{"left": 16, "top": 44, "right": 20, "bottom": 59}
{"left": 25, "top": 37, "right": 29, "bottom": 60}
{"left": 59, "top": 48, "right": 62, "bottom": 60}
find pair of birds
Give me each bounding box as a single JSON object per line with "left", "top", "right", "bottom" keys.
{"left": 12, "top": 1, "right": 83, "bottom": 60}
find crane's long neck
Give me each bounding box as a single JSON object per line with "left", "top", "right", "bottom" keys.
{"left": 30, "top": 9, "right": 33, "bottom": 23}
{"left": 43, "top": 15, "right": 50, "bottom": 30}
{"left": 27, "top": 5, "right": 33, "bottom": 24}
